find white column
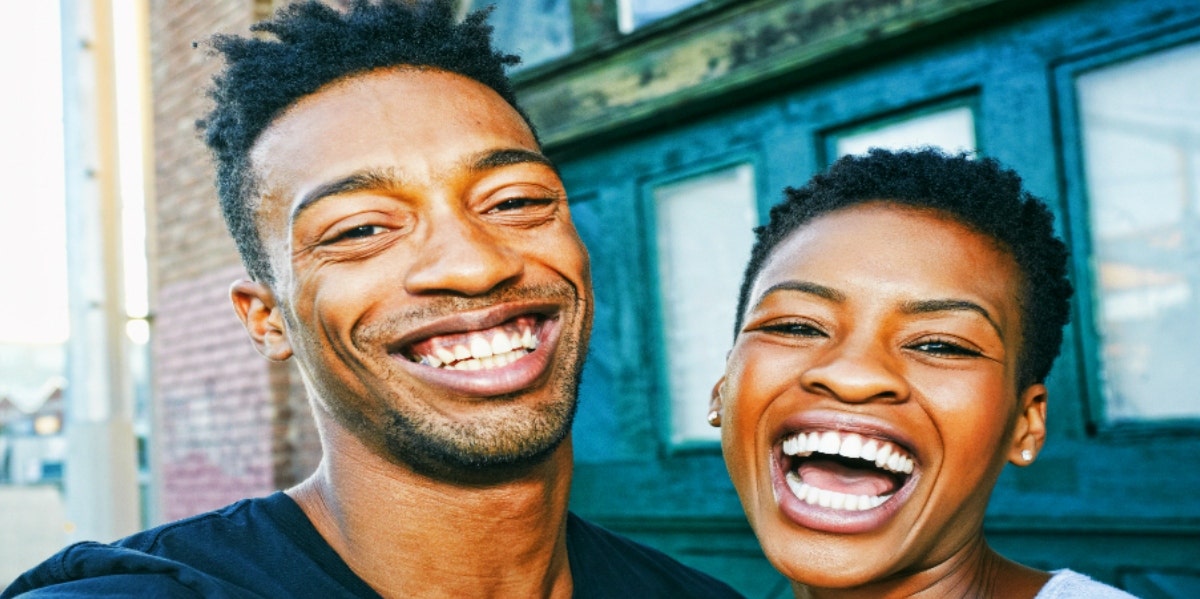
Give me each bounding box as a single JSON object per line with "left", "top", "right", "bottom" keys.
{"left": 59, "top": 0, "right": 141, "bottom": 543}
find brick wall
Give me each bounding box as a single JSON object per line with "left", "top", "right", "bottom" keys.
{"left": 147, "top": 0, "right": 319, "bottom": 523}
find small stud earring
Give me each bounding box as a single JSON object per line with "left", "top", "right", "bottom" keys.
{"left": 1021, "top": 449, "right": 1034, "bottom": 462}
{"left": 706, "top": 410, "right": 721, "bottom": 427}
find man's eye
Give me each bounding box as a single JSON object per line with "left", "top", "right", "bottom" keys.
{"left": 909, "top": 339, "right": 981, "bottom": 357}
{"left": 330, "top": 225, "right": 385, "bottom": 242}
{"left": 489, "top": 197, "right": 553, "bottom": 213}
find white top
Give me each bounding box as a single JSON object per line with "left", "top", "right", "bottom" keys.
{"left": 1035, "top": 569, "right": 1139, "bottom": 599}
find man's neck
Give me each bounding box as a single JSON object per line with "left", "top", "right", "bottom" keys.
{"left": 287, "top": 422, "right": 574, "bottom": 599}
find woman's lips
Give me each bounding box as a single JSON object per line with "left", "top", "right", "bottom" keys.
{"left": 770, "top": 425, "right": 920, "bottom": 534}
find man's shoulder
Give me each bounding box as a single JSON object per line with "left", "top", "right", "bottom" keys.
{"left": 566, "top": 513, "right": 745, "bottom": 599}
{"left": 1, "top": 492, "right": 373, "bottom": 598}
{"left": 0, "top": 540, "right": 255, "bottom": 598}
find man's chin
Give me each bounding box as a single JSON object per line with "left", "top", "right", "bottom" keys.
{"left": 379, "top": 399, "right": 577, "bottom": 484}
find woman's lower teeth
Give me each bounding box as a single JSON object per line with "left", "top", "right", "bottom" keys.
{"left": 786, "top": 472, "right": 890, "bottom": 511}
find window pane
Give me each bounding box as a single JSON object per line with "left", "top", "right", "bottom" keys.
{"left": 654, "top": 165, "right": 758, "bottom": 445}
{"left": 618, "top": 0, "right": 704, "bottom": 33}
{"left": 833, "top": 105, "right": 976, "bottom": 159}
{"left": 466, "top": 0, "right": 572, "bottom": 70}
{"left": 1077, "top": 41, "right": 1200, "bottom": 422}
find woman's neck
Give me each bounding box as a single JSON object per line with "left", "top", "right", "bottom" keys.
{"left": 793, "top": 538, "right": 1051, "bottom": 599}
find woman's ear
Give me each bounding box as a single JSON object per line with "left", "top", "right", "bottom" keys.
{"left": 230, "top": 279, "right": 293, "bottom": 362}
{"left": 708, "top": 377, "right": 726, "bottom": 428}
{"left": 1008, "top": 383, "right": 1047, "bottom": 466}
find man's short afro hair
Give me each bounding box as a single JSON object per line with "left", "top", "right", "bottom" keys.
{"left": 199, "top": 0, "right": 530, "bottom": 285}
{"left": 734, "top": 148, "right": 1074, "bottom": 388}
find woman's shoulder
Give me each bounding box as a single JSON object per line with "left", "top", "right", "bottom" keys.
{"left": 1035, "top": 569, "right": 1140, "bottom": 599}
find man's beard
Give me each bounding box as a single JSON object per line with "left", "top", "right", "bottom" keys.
{"left": 348, "top": 281, "right": 591, "bottom": 482}
{"left": 380, "top": 364, "right": 582, "bottom": 482}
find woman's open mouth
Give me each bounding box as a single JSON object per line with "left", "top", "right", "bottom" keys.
{"left": 774, "top": 428, "right": 919, "bottom": 532}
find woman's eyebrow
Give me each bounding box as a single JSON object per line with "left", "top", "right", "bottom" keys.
{"left": 751, "top": 280, "right": 845, "bottom": 312}
{"left": 900, "top": 298, "right": 1003, "bottom": 337}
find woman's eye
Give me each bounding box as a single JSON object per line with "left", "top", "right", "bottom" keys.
{"left": 760, "top": 322, "right": 826, "bottom": 337}
{"left": 909, "top": 339, "right": 981, "bottom": 357}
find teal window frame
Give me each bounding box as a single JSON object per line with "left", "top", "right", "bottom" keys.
{"left": 820, "top": 94, "right": 983, "bottom": 166}
{"left": 638, "top": 152, "right": 767, "bottom": 454}
{"left": 1054, "top": 23, "right": 1200, "bottom": 435}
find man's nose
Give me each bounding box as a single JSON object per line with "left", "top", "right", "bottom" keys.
{"left": 403, "top": 207, "right": 524, "bottom": 296}
{"left": 797, "top": 334, "right": 909, "bottom": 404}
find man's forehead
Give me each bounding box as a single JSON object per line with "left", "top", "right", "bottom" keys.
{"left": 247, "top": 68, "right": 536, "bottom": 189}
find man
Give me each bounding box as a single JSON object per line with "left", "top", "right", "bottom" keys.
{"left": 3, "top": 1, "right": 743, "bottom": 597}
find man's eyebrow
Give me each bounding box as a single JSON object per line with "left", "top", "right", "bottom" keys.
{"left": 292, "top": 168, "right": 401, "bottom": 220}
{"left": 290, "top": 149, "right": 558, "bottom": 221}
{"left": 750, "top": 280, "right": 846, "bottom": 312}
{"left": 469, "top": 148, "right": 559, "bottom": 176}
{"left": 900, "top": 298, "right": 1004, "bottom": 338}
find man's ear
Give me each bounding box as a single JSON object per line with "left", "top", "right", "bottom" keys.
{"left": 230, "top": 279, "right": 293, "bottom": 362}
{"left": 1008, "top": 383, "right": 1047, "bottom": 466}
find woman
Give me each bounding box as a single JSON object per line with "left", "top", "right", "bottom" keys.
{"left": 708, "top": 149, "right": 1136, "bottom": 598}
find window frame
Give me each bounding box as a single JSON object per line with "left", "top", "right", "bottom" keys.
{"left": 820, "top": 95, "right": 982, "bottom": 165}
{"left": 637, "top": 152, "right": 767, "bottom": 454}
{"left": 1054, "top": 21, "right": 1200, "bottom": 436}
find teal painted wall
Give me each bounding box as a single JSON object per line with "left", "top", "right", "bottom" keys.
{"left": 504, "top": 0, "right": 1200, "bottom": 596}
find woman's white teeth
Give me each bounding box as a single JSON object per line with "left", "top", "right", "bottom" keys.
{"left": 781, "top": 430, "right": 914, "bottom": 475}
{"left": 416, "top": 325, "right": 539, "bottom": 370}
{"left": 786, "top": 472, "right": 890, "bottom": 511}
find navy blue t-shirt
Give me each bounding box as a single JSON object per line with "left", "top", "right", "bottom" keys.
{"left": 3, "top": 492, "right": 743, "bottom": 598}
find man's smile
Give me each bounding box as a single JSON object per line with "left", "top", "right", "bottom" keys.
{"left": 370, "top": 291, "right": 578, "bottom": 399}
{"left": 405, "top": 314, "right": 542, "bottom": 371}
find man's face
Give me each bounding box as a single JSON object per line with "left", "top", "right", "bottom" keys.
{"left": 243, "top": 68, "right": 592, "bottom": 478}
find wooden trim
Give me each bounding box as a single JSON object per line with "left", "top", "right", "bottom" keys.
{"left": 515, "top": 0, "right": 1043, "bottom": 153}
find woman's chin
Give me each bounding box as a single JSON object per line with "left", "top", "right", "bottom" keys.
{"left": 759, "top": 530, "right": 896, "bottom": 591}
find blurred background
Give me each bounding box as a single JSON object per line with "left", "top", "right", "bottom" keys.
{"left": 1, "top": 0, "right": 1197, "bottom": 596}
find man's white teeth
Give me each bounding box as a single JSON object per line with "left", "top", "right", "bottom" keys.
{"left": 492, "top": 331, "right": 513, "bottom": 354}
{"left": 416, "top": 325, "right": 539, "bottom": 370}
{"left": 781, "top": 430, "right": 914, "bottom": 475}
{"left": 785, "top": 472, "right": 890, "bottom": 511}
{"left": 469, "top": 335, "right": 493, "bottom": 358}
{"left": 434, "top": 347, "right": 456, "bottom": 365}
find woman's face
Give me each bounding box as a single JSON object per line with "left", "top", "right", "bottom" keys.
{"left": 716, "top": 203, "right": 1046, "bottom": 590}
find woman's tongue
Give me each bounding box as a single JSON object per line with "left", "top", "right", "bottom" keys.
{"left": 797, "top": 457, "right": 897, "bottom": 497}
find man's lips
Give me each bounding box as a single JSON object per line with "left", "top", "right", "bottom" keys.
{"left": 404, "top": 314, "right": 541, "bottom": 370}
{"left": 385, "top": 302, "right": 564, "bottom": 397}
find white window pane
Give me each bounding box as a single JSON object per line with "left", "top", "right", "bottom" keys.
{"left": 618, "top": 0, "right": 704, "bottom": 33}
{"left": 834, "top": 105, "right": 976, "bottom": 159}
{"left": 654, "top": 165, "right": 757, "bottom": 445}
{"left": 467, "top": 0, "right": 572, "bottom": 70}
{"left": 1078, "top": 41, "right": 1200, "bottom": 422}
